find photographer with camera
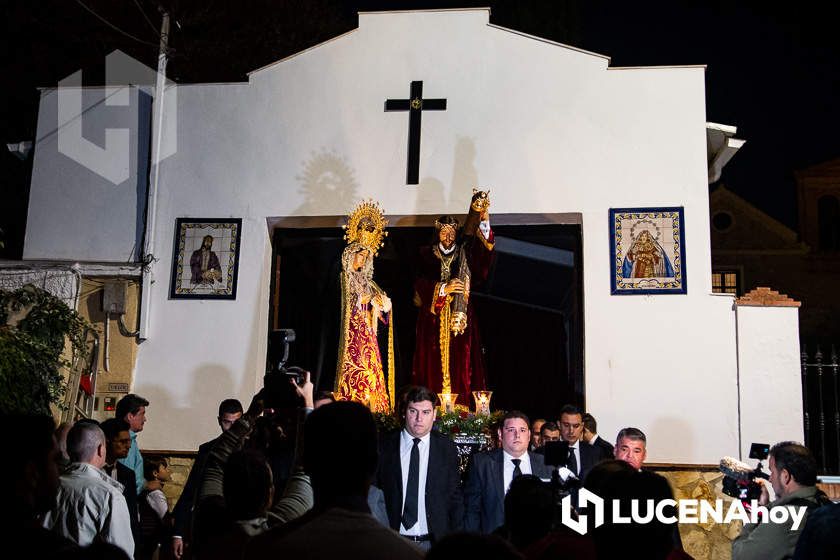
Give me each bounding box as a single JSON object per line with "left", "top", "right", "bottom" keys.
{"left": 192, "top": 369, "right": 315, "bottom": 560}
{"left": 732, "top": 441, "right": 831, "bottom": 560}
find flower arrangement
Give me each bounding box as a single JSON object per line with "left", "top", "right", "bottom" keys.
{"left": 372, "top": 411, "right": 402, "bottom": 434}
{"left": 435, "top": 408, "right": 505, "bottom": 438}
{"left": 372, "top": 407, "right": 505, "bottom": 441}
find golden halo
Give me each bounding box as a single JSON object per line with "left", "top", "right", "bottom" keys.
{"left": 342, "top": 199, "right": 388, "bottom": 255}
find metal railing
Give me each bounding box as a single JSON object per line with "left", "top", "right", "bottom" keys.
{"left": 801, "top": 345, "right": 840, "bottom": 474}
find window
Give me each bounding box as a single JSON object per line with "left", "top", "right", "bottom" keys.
{"left": 712, "top": 211, "right": 734, "bottom": 232}
{"left": 712, "top": 269, "right": 740, "bottom": 295}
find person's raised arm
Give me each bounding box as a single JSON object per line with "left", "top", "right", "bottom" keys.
{"left": 267, "top": 372, "right": 315, "bottom": 526}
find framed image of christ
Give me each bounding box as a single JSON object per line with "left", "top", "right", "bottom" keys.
{"left": 169, "top": 218, "right": 242, "bottom": 299}
{"left": 609, "top": 207, "right": 687, "bottom": 295}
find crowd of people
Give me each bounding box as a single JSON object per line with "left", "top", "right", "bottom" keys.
{"left": 6, "top": 378, "right": 840, "bottom": 560}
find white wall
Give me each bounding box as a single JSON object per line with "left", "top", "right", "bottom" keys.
{"left": 27, "top": 10, "right": 746, "bottom": 459}
{"left": 26, "top": 87, "right": 150, "bottom": 262}
{"left": 736, "top": 305, "right": 804, "bottom": 459}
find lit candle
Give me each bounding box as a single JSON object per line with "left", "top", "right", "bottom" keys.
{"left": 472, "top": 391, "right": 493, "bottom": 415}
{"left": 438, "top": 393, "right": 459, "bottom": 413}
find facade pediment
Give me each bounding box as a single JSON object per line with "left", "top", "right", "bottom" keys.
{"left": 710, "top": 186, "right": 806, "bottom": 253}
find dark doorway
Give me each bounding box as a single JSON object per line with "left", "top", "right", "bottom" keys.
{"left": 269, "top": 221, "right": 584, "bottom": 420}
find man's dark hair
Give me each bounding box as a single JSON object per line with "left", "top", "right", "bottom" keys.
{"left": 405, "top": 386, "right": 437, "bottom": 407}
{"left": 100, "top": 418, "right": 130, "bottom": 442}
{"left": 616, "top": 427, "right": 647, "bottom": 446}
{"left": 218, "top": 398, "right": 243, "bottom": 417}
{"left": 143, "top": 455, "right": 168, "bottom": 482}
{"left": 504, "top": 475, "right": 554, "bottom": 549}
{"left": 559, "top": 404, "right": 583, "bottom": 418}
{"left": 540, "top": 421, "right": 559, "bottom": 436}
{"left": 395, "top": 385, "right": 418, "bottom": 420}
{"left": 583, "top": 459, "right": 637, "bottom": 497}
{"left": 582, "top": 413, "right": 597, "bottom": 433}
{"left": 770, "top": 441, "right": 818, "bottom": 486}
{"left": 115, "top": 393, "right": 149, "bottom": 420}
{"left": 586, "top": 463, "right": 676, "bottom": 559}
{"left": 224, "top": 450, "right": 273, "bottom": 520}
{"left": 501, "top": 410, "right": 530, "bottom": 429}
{"left": 304, "top": 401, "right": 378, "bottom": 501}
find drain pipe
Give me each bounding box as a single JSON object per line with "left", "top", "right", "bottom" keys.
{"left": 138, "top": 10, "right": 170, "bottom": 340}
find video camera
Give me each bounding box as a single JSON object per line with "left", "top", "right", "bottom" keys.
{"left": 263, "top": 328, "right": 308, "bottom": 410}
{"left": 542, "top": 440, "right": 583, "bottom": 493}
{"left": 720, "top": 443, "right": 770, "bottom": 503}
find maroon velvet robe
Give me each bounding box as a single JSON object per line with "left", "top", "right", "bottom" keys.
{"left": 411, "top": 230, "right": 495, "bottom": 404}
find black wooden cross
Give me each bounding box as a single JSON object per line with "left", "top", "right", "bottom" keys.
{"left": 385, "top": 81, "right": 447, "bottom": 185}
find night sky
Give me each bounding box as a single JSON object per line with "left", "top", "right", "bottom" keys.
{"left": 3, "top": 1, "right": 840, "bottom": 257}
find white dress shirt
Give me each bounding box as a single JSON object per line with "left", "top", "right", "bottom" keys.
{"left": 557, "top": 440, "right": 582, "bottom": 482}
{"left": 103, "top": 463, "right": 119, "bottom": 482}
{"left": 399, "top": 429, "right": 431, "bottom": 535}
{"left": 502, "top": 450, "right": 532, "bottom": 495}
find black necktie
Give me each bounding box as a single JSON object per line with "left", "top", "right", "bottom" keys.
{"left": 512, "top": 458, "right": 522, "bottom": 479}
{"left": 568, "top": 447, "right": 578, "bottom": 475}
{"left": 402, "top": 437, "right": 421, "bottom": 529}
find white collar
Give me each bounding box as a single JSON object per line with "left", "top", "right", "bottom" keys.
{"left": 502, "top": 450, "right": 529, "bottom": 464}
{"left": 401, "top": 429, "right": 431, "bottom": 446}
{"left": 438, "top": 242, "right": 456, "bottom": 255}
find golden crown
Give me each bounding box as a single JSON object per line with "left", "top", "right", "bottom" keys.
{"left": 435, "top": 217, "right": 460, "bottom": 232}
{"left": 343, "top": 199, "right": 388, "bottom": 255}
{"left": 470, "top": 188, "right": 491, "bottom": 212}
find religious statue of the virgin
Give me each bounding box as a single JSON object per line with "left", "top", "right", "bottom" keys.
{"left": 334, "top": 199, "right": 394, "bottom": 412}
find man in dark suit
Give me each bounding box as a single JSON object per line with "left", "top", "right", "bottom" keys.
{"left": 100, "top": 418, "right": 141, "bottom": 545}
{"left": 171, "top": 398, "right": 243, "bottom": 559}
{"left": 582, "top": 413, "right": 615, "bottom": 462}
{"left": 464, "top": 410, "right": 553, "bottom": 533}
{"left": 558, "top": 404, "right": 599, "bottom": 483}
{"left": 377, "top": 386, "right": 463, "bottom": 551}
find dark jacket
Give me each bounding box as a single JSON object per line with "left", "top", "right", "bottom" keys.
{"left": 575, "top": 440, "right": 601, "bottom": 482}
{"left": 376, "top": 430, "right": 464, "bottom": 540}
{"left": 589, "top": 435, "right": 615, "bottom": 463}
{"left": 464, "top": 449, "right": 553, "bottom": 533}
{"left": 106, "top": 461, "right": 142, "bottom": 545}
{"left": 171, "top": 436, "right": 217, "bottom": 540}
